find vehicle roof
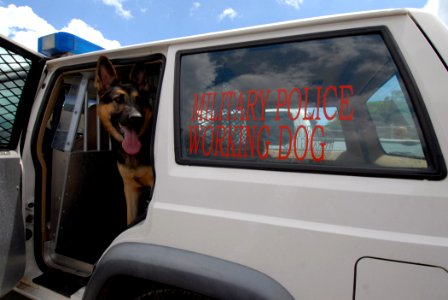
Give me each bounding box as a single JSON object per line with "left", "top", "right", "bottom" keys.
{"left": 45, "top": 8, "right": 440, "bottom": 67}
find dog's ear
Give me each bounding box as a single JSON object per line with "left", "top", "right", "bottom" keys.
{"left": 130, "top": 64, "right": 150, "bottom": 94}
{"left": 95, "top": 55, "right": 118, "bottom": 96}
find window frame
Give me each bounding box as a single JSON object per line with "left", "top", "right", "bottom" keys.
{"left": 174, "top": 26, "right": 446, "bottom": 180}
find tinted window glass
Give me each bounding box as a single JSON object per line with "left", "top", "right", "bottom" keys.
{"left": 367, "top": 76, "right": 425, "bottom": 167}
{"left": 177, "top": 32, "right": 434, "bottom": 175}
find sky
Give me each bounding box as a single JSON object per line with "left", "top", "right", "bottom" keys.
{"left": 0, "top": 0, "right": 447, "bottom": 52}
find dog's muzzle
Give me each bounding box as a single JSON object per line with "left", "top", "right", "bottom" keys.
{"left": 120, "top": 107, "right": 143, "bottom": 155}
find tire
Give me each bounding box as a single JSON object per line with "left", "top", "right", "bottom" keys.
{"left": 134, "top": 288, "right": 211, "bottom": 300}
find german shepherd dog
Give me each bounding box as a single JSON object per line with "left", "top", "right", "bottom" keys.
{"left": 95, "top": 56, "right": 154, "bottom": 225}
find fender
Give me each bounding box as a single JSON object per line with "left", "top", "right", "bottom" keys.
{"left": 83, "top": 242, "right": 293, "bottom": 300}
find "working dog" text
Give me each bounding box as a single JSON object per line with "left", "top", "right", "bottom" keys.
{"left": 188, "top": 85, "right": 354, "bottom": 162}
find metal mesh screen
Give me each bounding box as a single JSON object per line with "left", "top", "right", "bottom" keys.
{"left": 0, "top": 46, "right": 31, "bottom": 146}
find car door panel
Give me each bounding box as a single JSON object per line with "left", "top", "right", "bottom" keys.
{"left": 0, "top": 37, "right": 45, "bottom": 296}
{"left": 0, "top": 151, "right": 24, "bottom": 297}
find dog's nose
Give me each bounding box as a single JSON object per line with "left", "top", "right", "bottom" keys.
{"left": 119, "top": 105, "right": 143, "bottom": 128}
{"left": 127, "top": 107, "right": 143, "bottom": 127}
{"left": 129, "top": 109, "right": 142, "bottom": 119}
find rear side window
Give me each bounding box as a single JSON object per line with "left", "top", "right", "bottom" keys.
{"left": 175, "top": 29, "right": 445, "bottom": 179}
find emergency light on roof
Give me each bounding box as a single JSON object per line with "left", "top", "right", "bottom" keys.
{"left": 38, "top": 32, "right": 104, "bottom": 57}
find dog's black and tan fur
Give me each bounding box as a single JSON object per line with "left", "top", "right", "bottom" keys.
{"left": 95, "top": 56, "right": 154, "bottom": 225}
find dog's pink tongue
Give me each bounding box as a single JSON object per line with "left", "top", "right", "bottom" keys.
{"left": 122, "top": 128, "right": 141, "bottom": 155}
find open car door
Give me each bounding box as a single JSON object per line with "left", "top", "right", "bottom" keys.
{"left": 0, "top": 36, "right": 45, "bottom": 297}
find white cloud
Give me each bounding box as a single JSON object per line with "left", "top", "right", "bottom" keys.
{"left": 424, "top": 0, "right": 438, "bottom": 12}
{"left": 423, "top": 0, "right": 448, "bottom": 25}
{"left": 61, "top": 19, "right": 121, "bottom": 49}
{"left": 0, "top": 4, "right": 120, "bottom": 51}
{"left": 277, "top": 0, "right": 304, "bottom": 10}
{"left": 190, "top": 2, "right": 201, "bottom": 16}
{"left": 101, "top": 0, "right": 133, "bottom": 20}
{"left": 0, "top": 4, "right": 55, "bottom": 50}
{"left": 219, "top": 8, "right": 238, "bottom": 21}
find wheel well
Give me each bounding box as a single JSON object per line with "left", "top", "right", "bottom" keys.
{"left": 83, "top": 242, "right": 293, "bottom": 300}
{"left": 96, "top": 275, "right": 156, "bottom": 300}
{"left": 96, "top": 275, "right": 211, "bottom": 300}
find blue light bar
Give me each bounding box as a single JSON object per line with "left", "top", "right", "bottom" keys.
{"left": 38, "top": 32, "right": 104, "bottom": 57}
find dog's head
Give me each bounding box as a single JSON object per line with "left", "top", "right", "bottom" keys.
{"left": 95, "top": 56, "right": 153, "bottom": 155}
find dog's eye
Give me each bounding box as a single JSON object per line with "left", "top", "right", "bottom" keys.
{"left": 113, "top": 95, "right": 125, "bottom": 104}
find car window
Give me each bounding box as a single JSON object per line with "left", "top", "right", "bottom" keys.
{"left": 367, "top": 76, "right": 425, "bottom": 166}
{"left": 0, "top": 46, "right": 32, "bottom": 147}
{"left": 176, "top": 30, "right": 441, "bottom": 177}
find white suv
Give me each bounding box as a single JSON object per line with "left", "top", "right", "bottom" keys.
{"left": 1, "top": 9, "right": 448, "bottom": 300}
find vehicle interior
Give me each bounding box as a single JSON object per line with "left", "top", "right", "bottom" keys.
{"left": 31, "top": 56, "right": 163, "bottom": 295}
